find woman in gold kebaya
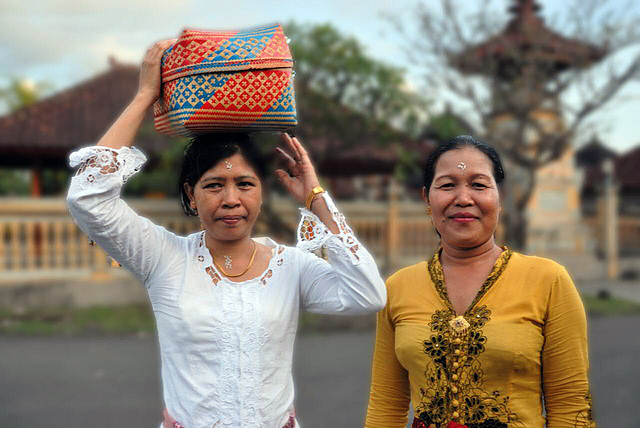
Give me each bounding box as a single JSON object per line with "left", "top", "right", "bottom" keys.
{"left": 366, "top": 136, "right": 595, "bottom": 427}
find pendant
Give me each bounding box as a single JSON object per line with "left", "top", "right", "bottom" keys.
{"left": 224, "top": 255, "right": 232, "bottom": 269}
{"left": 449, "top": 315, "right": 470, "bottom": 334}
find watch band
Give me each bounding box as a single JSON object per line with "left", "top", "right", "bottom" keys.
{"left": 306, "top": 186, "right": 325, "bottom": 210}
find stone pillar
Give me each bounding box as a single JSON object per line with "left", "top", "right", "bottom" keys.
{"left": 603, "top": 159, "right": 619, "bottom": 279}
{"left": 30, "top": 168, "right": 42, "bottom": 197}
{"left": 385, "top": 178, "right": 400, "bottom": 274}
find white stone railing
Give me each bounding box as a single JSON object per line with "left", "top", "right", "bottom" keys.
{"left": 0, "top": 196, "right": 438, "bottom": 283}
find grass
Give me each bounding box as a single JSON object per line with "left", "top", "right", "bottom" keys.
{"left": 582, "top": 294, "right": 640, "bottom": 317}
{"left": 1, "top": 295, "right": 639, "bottom": 336}
{"left": 0, "top": 304, "right": 155, "bottom": 336}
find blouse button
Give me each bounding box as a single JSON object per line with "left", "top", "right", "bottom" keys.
{"left": 452, "top": 411, "right": 460, "bottom": 419}
{"left": 453, "top": 362, "right": 460, "bottom": 369}
{"left": 452, "top": 399, "right": 459, "bottom": 407}
{"left": 452, "top": 374, "right": 459, "bottom": 381}
{"left": 451, "top": 386, "right": 458, "bottom": 394}
{"left": 454, "top": 349, "right": 461, "bottom": 356}
{"left": 454, "top": 338, "right": 461, "bottom": 345}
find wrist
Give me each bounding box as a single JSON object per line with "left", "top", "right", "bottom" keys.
{"left": 133, "top": 91, "right": 158, "bottom": 107}
{"left": 306, "top": 186, "right": 325, "bottom": 211}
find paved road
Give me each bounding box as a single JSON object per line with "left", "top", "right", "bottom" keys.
{"left": 1, "top": 316, "right": 638, "bottom": 427}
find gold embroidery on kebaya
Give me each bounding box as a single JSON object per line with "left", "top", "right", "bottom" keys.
{"left": 413, "top": 249, "right": 522, "bottom": 427}
{"left": 427, "top": 248, "right": 512, "bottom": 316}
{"left": 574, "top": 390, "right": 596, "bottom": 427}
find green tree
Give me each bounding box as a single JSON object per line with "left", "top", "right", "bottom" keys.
{"left": 0, "top": 78, "right": 52, "bottom": 113}
{"left": 0, "top": 77, "right": 56, "bottom": 196}
{"left": 285, "top": 22, "right": 430, "bottom": 160}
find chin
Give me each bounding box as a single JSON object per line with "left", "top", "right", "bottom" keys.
{"left": 444, "top": 233, "right": 485, "bottom": 248}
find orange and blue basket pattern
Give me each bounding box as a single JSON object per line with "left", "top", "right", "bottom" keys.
{"left": 154, "top": 24, "right": 297, "bottom": 136}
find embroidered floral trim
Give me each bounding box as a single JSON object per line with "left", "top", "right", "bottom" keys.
{"left": 297, "top": 192, "right": 362, "bottom": 265}
{"left": 415, "top": 304, "right": 523, "bottom": 427}
{"left": 69, "top": 146, "right": 146, "bottom": 188}
{"left": 215, "top": 280, "right": 268, "bottom": 426}
{"left": 196, "top": 232, "right": 287, "bottom": 289}
{"left": 427, "top": 248, "right": 512, "bottom": 316}
{"left": 574, "top": 390, "right": 596, "bottom": 427}
{"left": 415, "top": 249, "right": 521, "bottom": 427}
{"left": 194, "top": 232, "right": 279, "bottom": 426}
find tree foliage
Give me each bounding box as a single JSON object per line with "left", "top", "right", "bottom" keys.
{"left": 285, "top": 22, "right": 429, "bottom": 159}
{"left": 0, "top": 78, "right": 52, "bottom": 113}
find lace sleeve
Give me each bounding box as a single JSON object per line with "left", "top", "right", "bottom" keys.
{"left": 66, "top": 145, "right": 180, "bottom": 286}
{"left": 69, "top": 146, "right": 147, "bottom": 188}
{"left": 296, "top": 192, "right": 363, "bottom": 265}
{"left": 295, "top": 193, "right": 386, "bottom": 315}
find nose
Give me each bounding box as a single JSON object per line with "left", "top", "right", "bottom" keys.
{"left": 222, "top": 187, "right": 241, "bottom": 208}
{"left": 454, "top": 185, "right": 474, "bottom": 207}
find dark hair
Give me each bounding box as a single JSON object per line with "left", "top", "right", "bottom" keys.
{"left": 179, "top": 133, "right": 267, "bottom": 216}
{"left": 423, "top": 135, "right": 505, "bottom": 194}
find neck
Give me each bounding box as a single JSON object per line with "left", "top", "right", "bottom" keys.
{"left": 204, "top": 232, "right": 254, "bottom": 258}
{"left": 440, "top": 238, "right": 501, "bottom": 267}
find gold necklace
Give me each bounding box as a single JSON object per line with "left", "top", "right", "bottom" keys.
{"left": 213, "top": 241, "right": 258, "bottom": 278}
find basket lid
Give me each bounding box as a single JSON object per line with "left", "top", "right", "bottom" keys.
{"left": 161, "top": 23, "right": 293, "bottom": 83}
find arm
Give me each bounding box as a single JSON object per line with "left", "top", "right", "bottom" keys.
{"left": 276, "top": 134, "right": 386, "bottom": 314}
{"left": 66, "top": 39, "right": 181, "bottom": 285}
{"left": 365, "top": 300, "right": 411, "bottom": 427}
{"left": 542, "top": 266, "right": 595, "bottom": 427}
{"left": 97, "top": 40, "right": 173, "bottom": 150}
{"left": 296, "top": 192, "right": 386, "bottom": 315}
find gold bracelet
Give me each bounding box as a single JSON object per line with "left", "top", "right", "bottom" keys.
{"left": 306, "top": 186, "right": 325, "bottom": 210}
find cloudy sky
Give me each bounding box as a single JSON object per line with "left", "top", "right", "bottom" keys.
{"left": 2, "top": 0, "right": 639, "bottom": 152}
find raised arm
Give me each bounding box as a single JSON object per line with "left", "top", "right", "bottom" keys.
{"left": 275, "top": 134, "right": 385, "bottom": 314}
{"left": 97, "top": 39, "right": 174, "bottom": 150}
{"left": 66, "top": 39, "right": 181, "bottom": 286}
{"left": 542, "top": 266, "right": 595, "bottom": 427}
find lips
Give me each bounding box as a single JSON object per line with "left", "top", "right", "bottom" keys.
{"left": 449, "top": 212, "right": 478, "bottom": 223}
{"left": 217, "top": 215, "right": 245, "bottom": 225}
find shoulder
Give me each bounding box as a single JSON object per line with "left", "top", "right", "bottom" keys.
{"left": 506, "top": 251, "right": 574, "bottom": 291}
{"left": 507, "top": 251, "right": 565, "bottom": 274}
{"left": 284, "top": 243, "right": 320, "bottom": 265}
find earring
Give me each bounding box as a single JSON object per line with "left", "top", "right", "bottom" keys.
{"left": 427, "top": 206, "right": 432, "bottom": 216}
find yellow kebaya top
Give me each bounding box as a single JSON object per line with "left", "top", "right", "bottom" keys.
{"left": 365, "top": 248, "right": 595, "bottom": 428}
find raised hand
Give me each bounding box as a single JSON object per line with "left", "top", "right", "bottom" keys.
{"left": 136, "top": 39, "right": 176, "bottom": 105}
{"left": 275, "top": 133, "right": 321, "bottom": 207}
{"left": 97, "top": 38, "right": 175, "bottom": 150}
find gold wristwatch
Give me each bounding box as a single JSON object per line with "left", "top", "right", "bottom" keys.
{"left": 306, "top": 186, "right": 325, "bottom": 210}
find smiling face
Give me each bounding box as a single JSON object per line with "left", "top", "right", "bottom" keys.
{"left": 423, "top": 146, "right": 500, "bottom": 250}
{"left": 185, "top": 153, "right": 263, "bottom": 243}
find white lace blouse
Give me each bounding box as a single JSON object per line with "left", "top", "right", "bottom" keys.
{"left": 65, "top": 146, "right": 386, "bottom": 428}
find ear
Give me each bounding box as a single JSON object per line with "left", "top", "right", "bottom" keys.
{"left": 421, "top": 186, "right": 429, "bottom": 204}
{"left": 183, "top": 182, "right": 196, "bottom": 209}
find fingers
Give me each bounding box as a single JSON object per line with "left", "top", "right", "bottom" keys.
{"left": 280, "top": 133, "right": 303, "bottom": 163}
{"left": 144, "top": 39, "right": 176, "bottom": 62}
{"left": 275, "top": 147, "right": 297, "bottom": 171}
{"left": 275, "top": 169, "right": 295, "bottom": 187}
{"left": 290, "top": 135, "right": 309, "bottom": 160}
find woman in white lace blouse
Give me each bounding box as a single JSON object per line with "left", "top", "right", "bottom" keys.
{"left": 66, "top": 40, "right": 386, "bottom": 428}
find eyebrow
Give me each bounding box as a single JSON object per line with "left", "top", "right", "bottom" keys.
{"left": 434, "top": 173, "right": 492, "bottom": 181}
{"left": 201, "top": 175, "right": 257, "bottom": 183}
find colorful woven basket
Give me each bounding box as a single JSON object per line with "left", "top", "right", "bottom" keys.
{"left": 154, "top": 24, "right": 297, "bottom": 137}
